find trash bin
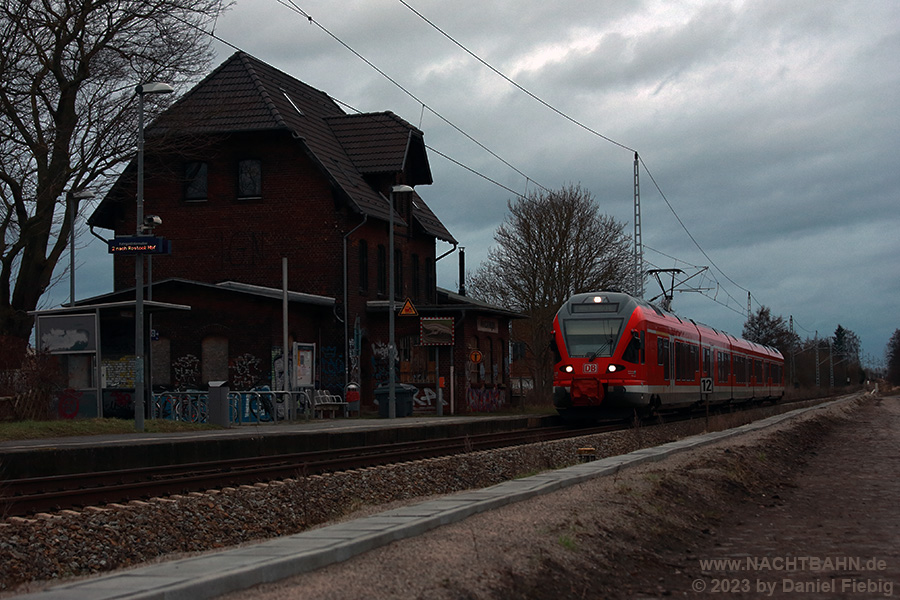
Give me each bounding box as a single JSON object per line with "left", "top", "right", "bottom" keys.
{"left": 345, "top": 383, "right": 361, "bottom": 417}
{"left": 208, "top": 381, "right": 231, "bottom": 427}
{"left": 375, "top": 383, "right": 416, "bottom": 418}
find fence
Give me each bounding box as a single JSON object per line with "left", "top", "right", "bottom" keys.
{"left": 151, "top": 389, "right": 314, "bottom": 425}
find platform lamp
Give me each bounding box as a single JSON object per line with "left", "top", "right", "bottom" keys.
{"left": 67, "top": 189, "right": 94, "bottom": 306}
{"left": 134, "top": 82, "right": 173, "bottom": 432}
{"left": 388, "top": 184, "right": 414, "bottom": 418}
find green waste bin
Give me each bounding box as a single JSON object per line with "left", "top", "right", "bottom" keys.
{"left": 375, "top": 383, "right": 416, "bottom": 418}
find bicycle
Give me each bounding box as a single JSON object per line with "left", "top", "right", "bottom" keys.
{"left": 247, "top": 391, "right": 275, "bottom": 423}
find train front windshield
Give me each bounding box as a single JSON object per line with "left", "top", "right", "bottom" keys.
{"left": 563, "top": 319, "right": 623, "bottom": 358}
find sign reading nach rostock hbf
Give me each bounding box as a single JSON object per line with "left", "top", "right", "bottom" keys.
{"left": 107, "top": 236, "right": 172, "bottom": 255}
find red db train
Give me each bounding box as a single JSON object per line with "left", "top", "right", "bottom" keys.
{"left": 551, "top": 291, "right": 784, "bottom": 419}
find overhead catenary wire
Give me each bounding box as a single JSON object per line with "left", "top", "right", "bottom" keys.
{"left": 395, "top": 0, "right": 759, "bottom": 314}
{"left": 277, "top": 0, "right": 551, "bottom": 195}
{"left": 168, "top": 8, "right": 534, "bottom": 203}
{"left": 187, "top": 1, "right": 768, "bottom": 321}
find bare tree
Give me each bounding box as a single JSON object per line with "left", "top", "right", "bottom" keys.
{"left": 742, "top": 306, "right": 799, "bottom": 357}
{"left": 0, "top": 0, "right": 229, "bottom": 355}
{"left": 468, "top": 184, "right": 634, "bottom": 403}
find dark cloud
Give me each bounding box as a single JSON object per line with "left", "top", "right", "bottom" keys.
{"left": 49, "top": 0, "right": 900, "bottom": 363}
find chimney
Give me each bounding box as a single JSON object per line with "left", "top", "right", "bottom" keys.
{"left": 458, "top": 247, "right": 466, "bottom": 296}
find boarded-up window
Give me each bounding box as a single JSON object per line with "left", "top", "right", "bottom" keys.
{"left": 202, "top": 336, "right": 229, "bottom": 383}
{"left": 151, "top": 337, "right": 172, "bottom": 386}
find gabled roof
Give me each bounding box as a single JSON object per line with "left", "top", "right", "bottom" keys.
{"left": 326, "top": 112, "right": 432, "bottom": 181}
{"left": 90, "top": 52, "right": 454, "bottom": 242}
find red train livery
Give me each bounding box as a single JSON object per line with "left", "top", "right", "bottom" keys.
{"left": 551, "top": 291, "right": 784, "bottom": 419}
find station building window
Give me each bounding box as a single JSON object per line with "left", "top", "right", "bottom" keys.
{"left": 184, "top": 161, "right": 208, "bottom": 202}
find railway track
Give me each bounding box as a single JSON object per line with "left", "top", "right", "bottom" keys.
{"left": 1, "top": 423, "right": 623, "bottom": 517}
{"left": 3, "top": 395, "right": 827, "bottom": 518}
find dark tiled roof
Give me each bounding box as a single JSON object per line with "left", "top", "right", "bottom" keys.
{"left": 92, "top": 52, "right": 454, "bottom": 242}
{"left": 327, "top": 112, "right": 429, "bottom": 178}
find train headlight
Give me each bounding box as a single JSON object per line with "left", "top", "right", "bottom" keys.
{"left": 607, "top": 364, "right": 625, "bottom": 373}
{"left": 562, "top": 364, "right": 574, "bottom": 373}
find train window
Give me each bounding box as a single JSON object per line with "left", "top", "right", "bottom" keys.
{"left": 703, "top": 347, "right": 711, "bottom": 376}
{"left": 562, "top": 319, "right": 623, "bottom": 358}
{"left": 689, "top": 344, "right": 698, "bottom": 380}
{"left": 622, "top": 332, "right": 641, "bottom": 364}
{"left": 717, "top": 351, "right": 731, "bottom": 383}
{"left": 640, "top": 331, "right": 645, "bottom": 364}
{"left": 674, "top": 341, "right": 682, "bottom": 380}
{"left": 734, "top": 355, "right": 746, "bottom": 384}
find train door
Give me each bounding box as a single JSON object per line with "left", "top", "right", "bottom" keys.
{"left": 657, "top": 335, "right": 670, "bottom": 382}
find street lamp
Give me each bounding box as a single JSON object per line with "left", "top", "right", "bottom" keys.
{"left": 67, "top": 189, "right": 94, "bottom": 306}
{"left": 388, "top": 184, "right": 414, "bottom": 419}
{"left": 134, "top": 82, "right": 173, "bottom": 432}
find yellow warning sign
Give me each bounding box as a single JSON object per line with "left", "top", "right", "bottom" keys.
{"left": 398, "top": 298, "right": 418, "bottom": 317}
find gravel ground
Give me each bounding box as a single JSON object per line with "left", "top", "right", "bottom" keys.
{"left": 0, "top": 396, "right": 863, "bottom": 597}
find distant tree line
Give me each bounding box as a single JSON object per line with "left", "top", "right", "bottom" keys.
{"left": 886, "top": 330, "right": 900, "bottom": 386}
{"left": 743, "top": 306, "right": 867, "bottom": 388}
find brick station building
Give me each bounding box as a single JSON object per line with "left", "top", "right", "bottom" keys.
{"left": 86, "top": 52, "right": 518, "bottom": 414}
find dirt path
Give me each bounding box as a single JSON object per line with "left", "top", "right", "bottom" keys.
{"left": 673, "top": 394, "right": 900, "bottom": 598}
{"left": 218, "top": 395, "right": 899, "bottom": 599}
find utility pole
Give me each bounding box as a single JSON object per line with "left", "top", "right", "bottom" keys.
{"left": 790, "top": 315, "right": 797, "bottom": 387}
{"left": 829, "top": 338, "right": 835, "bottom": 389}
{"left": 815, "top": 331, "right": 820, "bottom": 387}
{"left": 633, "top": 152, "right": 644, "bottom": 299}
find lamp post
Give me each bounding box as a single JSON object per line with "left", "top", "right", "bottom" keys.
{"left": 67, "top": 189, "right": 94, "bottom": 306}
{"left": 134, "top": 82, "right": 173, "bottom": 432}
{"left": 388, "top": 184, "right": 414, "bottom": 419}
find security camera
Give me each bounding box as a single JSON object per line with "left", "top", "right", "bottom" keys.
{"left": 143, "top": 215, "right": 162, "bottom": 227}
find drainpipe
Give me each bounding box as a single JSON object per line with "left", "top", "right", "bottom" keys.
{"left": 343, "top": 213, "right": 368, "bottom": 390}
{"left": 436, "top": 241, "right": 457, "bottom": 262}
{"left": 458, "top": 246, "right": 466, "bottom": 296}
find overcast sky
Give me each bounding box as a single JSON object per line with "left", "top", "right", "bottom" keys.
{"left": 56, "top": 0, "right": 900, "bottom": 365}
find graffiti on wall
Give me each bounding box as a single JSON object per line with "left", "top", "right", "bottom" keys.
{"left": 57, "top": 388, "right": 81, "bottom": 419}
{"left": 371, "top": 341, "right": 392, "bottom": 386}
{"left": 349, "top": 339, "right": 360, "bottom": 389}
{"left": 271, "top": 348, "right": 285, "bottom": 391}
{"left": 102, "top": 390, "right": 133, "bottom": 419}
{"left": 230, "top": 353, "right": 262, "bottom": 389}
{"left": 466, "top": 386, "right": 505, "bottom": 412}
{"left": 173, "top": 354, "right": 200, "bottom": 390}
{"left": 53, "top": 388, "right": 100, "bottom": 419}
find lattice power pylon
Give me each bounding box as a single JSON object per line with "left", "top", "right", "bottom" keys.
{"left": 633, "top": 152, "right": 644, "bottom": 299}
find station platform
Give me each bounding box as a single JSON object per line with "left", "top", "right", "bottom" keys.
{"left": 3, "top": 396, "right": 868, "bottom": 600}
{"left": 0, "top": 413, "right": 555, "bottom": 479}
